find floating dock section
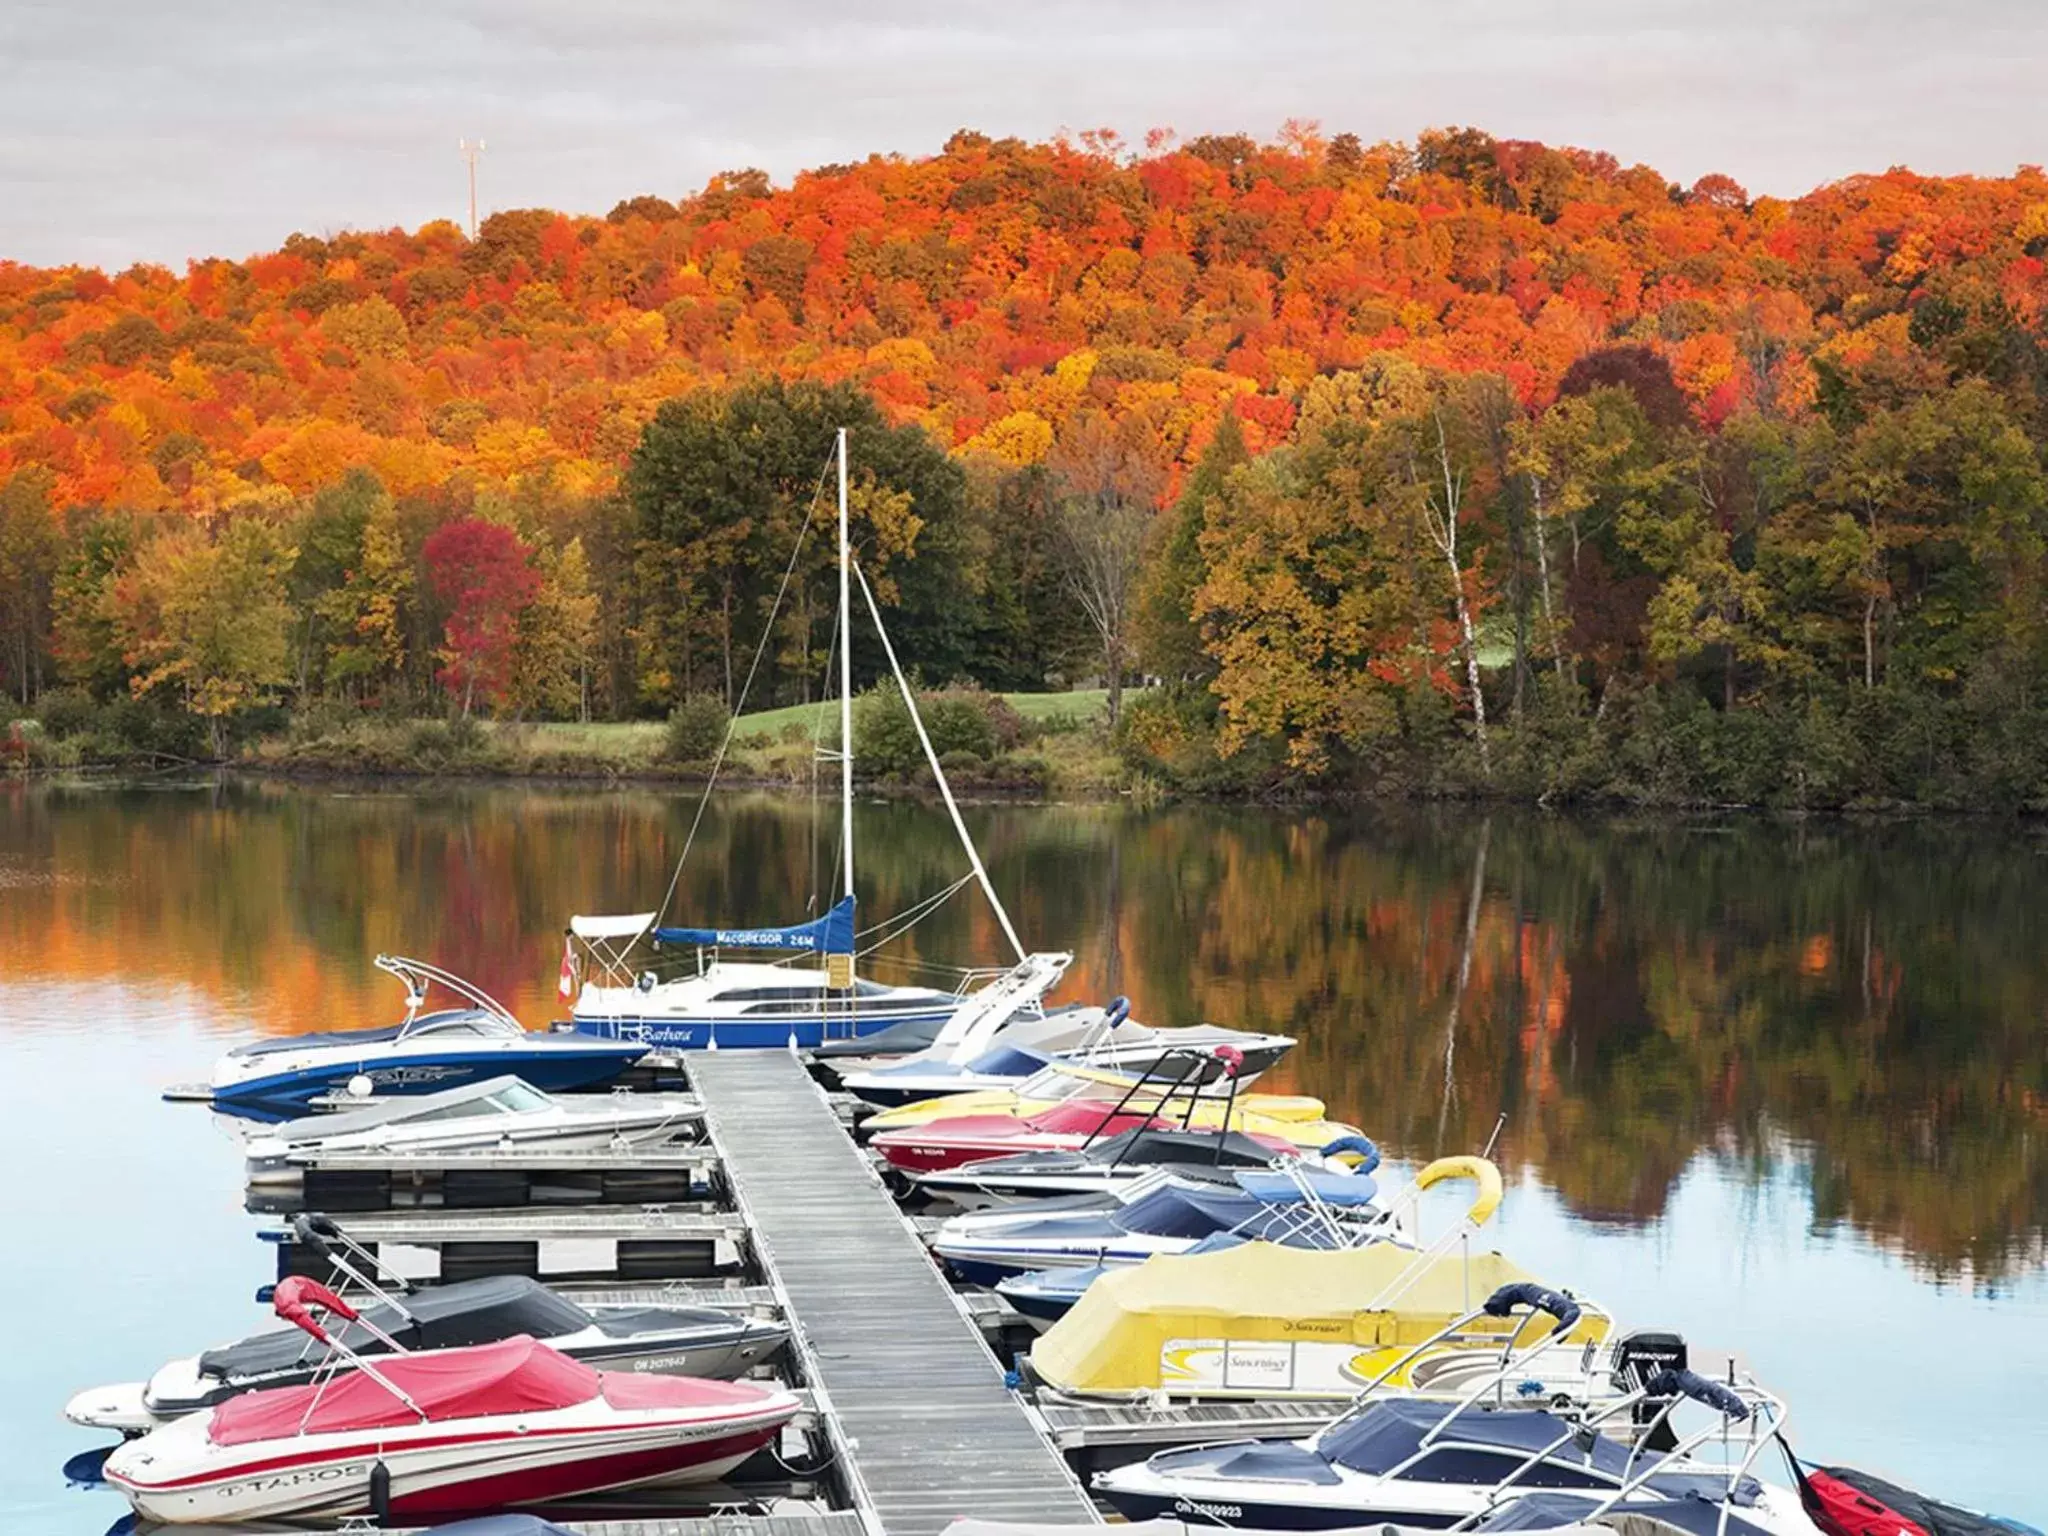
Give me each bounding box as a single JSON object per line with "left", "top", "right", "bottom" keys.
{"left": 690, "top": 1049, "right": 1099, "bottom": 1536}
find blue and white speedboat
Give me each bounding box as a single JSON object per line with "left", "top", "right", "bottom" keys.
{"left": 562, "top": 429, "right": 1068, "bottom": 1053}
{"left": 193, "top": 957, "right": 648, "bottom": 1123}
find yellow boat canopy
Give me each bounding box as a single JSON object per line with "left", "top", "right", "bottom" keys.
{"left": 1030, "top": 1239, "right": 1599, "bottom": 1400}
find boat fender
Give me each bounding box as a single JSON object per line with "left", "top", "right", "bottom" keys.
{"left": 369, "top": 1459, "right": 392, "bottom": 1524}
{"left": 638, "top": 972, "right": 658, "bottom": 993}
{"left": 1482, "top": 1281, "right": 1582, "bottom": 1337}
{"left": 1317, "top": 1133, "right": 1381, "bottom": 1173}
{"left": 1643, "top": 1366, "right": 1749, "bottom": 1419}
{"left": 1105, "top": 996, "right": 1132, "bottom": 1027}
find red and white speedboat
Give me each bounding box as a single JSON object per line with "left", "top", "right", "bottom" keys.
{"left": 871, "top": 1100, "right": 1198, "bottom": 1174}
{"left": 103, "top": 1277, "right": 800, "bottom": 1526}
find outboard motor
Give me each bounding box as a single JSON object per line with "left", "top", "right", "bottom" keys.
{"left": 1611, "top": 1330, "right": 1688, "bottom": 1451}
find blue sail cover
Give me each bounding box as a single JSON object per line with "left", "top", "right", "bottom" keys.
{"left": 654, "top": 895, "right": 855, "bottom": 955}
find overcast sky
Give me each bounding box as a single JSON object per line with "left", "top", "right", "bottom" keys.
{"left": 2, "top": 0, "right": 2044, "bottom": 270}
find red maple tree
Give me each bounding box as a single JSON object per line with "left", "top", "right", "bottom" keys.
{"left": 421, "top": 518, "right": 538, "bottom": 715}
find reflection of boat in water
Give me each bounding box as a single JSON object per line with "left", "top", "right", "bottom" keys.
{"left": 103, "top": 1277, "right": 801, "bottom": 1526}
{"left": 563, "top": 430, "right": 1069, "bottom": 1052}
{"left": 1093, "top": 1293, "right": 1813, "bottom": 1534}
{"left": 68, "top": 1216, "right": 787, "bottom": 1436}
{"left": 187, "top": 957, "right": 648, "bottom": 1123}
{"left": 240, "top": 1074, "right": 704, "bottom": 1187}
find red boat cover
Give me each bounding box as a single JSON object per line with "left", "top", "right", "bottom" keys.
{"left": 208, "top": 1335, "right": 599, "bottom": 1447}
{"left": 598, "top": 1371, "right": 778, "bottom": 1412}
{"left": 1020, "top": 1103, "right": 1164, "bottom": 1136}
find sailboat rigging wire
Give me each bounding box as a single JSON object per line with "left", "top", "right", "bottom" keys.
{"left": 855, "top": 873, "right": 978, "bottom": 956}
{"left": 655, "top": 455, "right": 834, "bottom": 927}
{"left": 853, "top": 557, "right": 1028, "bottom": 962}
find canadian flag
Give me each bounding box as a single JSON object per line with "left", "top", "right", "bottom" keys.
{"left": 557, "top": 936, "right": 578, "bottom": 1002}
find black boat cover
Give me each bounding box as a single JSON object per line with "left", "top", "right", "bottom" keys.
{"left": 199, "top": 1275, "right": 591, "bottom": 1381}
{"left": 1085, "top": 1127, "right": 1288, "bottom": 1167}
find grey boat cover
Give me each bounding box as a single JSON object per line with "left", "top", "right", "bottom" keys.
{"left": 198, "top": 1274, "right": 593, "bottom": 1381}
{"left": 266, "top": 1073, "right": 535, "bottom": 1142}
{"left": 419, "top": 1518, "right": 582, "bottom": 1536}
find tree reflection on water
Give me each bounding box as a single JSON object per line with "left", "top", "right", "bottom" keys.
{"left": 2, "top": 778, "right": 2042, "bottom": 1279}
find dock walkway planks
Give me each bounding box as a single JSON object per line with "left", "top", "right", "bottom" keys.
{"left": 690, "top": 1049, "right": 1098, "bottom": 1536}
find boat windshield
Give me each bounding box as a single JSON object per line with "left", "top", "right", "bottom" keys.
{"left": 1015, "top": 1065, "right": 1196, "bottom": 1108}
{"left": 399, "top": 1009, "right": 524, "bottom": 1041}
{"left": 487, "top": 1082, "right": 553, "bottom": 1114}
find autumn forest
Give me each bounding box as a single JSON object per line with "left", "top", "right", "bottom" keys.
{"left": 5, "top": 124, "right": 2048, "bottom": 806}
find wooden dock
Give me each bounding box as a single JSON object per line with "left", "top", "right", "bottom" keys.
{"left": 689, "top": 1049, "right": 1099, "bottom": 1536}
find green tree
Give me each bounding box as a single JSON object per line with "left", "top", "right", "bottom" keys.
{"left": 1135, "top": 410, "right": 1246, "bottom": 681}
{"left": 511, "top": 535, "right": 600, "bottom": 719}
{"left": 315, "top": 482, "right": 412, "bottom": 699}
{"left": 290, "top": 472, "right": 380, "bottom": 699}
{"left": 110, "top": 517, "right": 300, "bottom": 755}
{"left": 0, "top": 468, "right": 60, "bottom": 704}
{"left": 51, "top": 508, "right": 141, "bottom": 696}
{"left": 1195, "top": 420, "right": 1445, "bottom": 771}
{"left": 627, "top": 378, "right": 963, "bottom": 711}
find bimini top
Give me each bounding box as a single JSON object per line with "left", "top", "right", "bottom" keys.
{"left": 1030, "top": 1240, "right": 1575, "bottom": 1397}
{"left": 208, "top": 1334, "right": 597, "bottom": 1445}
{"left": 653, "top": 894, "right": 856, "bottom": 955}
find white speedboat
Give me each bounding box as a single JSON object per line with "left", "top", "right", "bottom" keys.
{"left": 195, "top": 957, "right": 648, "bottom": 1123}
{"left": 241, "top": 1075, "right": 703, "bottom": 1186}
{"left": 102, "top": 1277, "right": 801, "bottom": 1526}
{"left": 839, "top": 996, "right": 1298, "bottom": 1108}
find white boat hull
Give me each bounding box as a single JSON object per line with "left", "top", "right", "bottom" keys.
{"left": 106, "top": 1388, "right": 797, "bottom": 1525}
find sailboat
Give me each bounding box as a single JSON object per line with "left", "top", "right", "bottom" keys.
{"left": 565, "top": 429, "right": 1071, "bottom": 1051}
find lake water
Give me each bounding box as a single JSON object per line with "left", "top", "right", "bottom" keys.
{"left": 2, "top": 778, "right": 2044, "bottom": 1529}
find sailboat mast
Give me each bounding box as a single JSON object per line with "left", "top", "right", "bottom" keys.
{"left": 836, "top": 428, "right": 855, "bottom": 917}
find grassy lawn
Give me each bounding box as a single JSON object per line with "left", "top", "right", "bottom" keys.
{"left": 732, "top": 687, "right": 1113, "bottom": 738}
{"left": 246, "top": 689, "right": 1126, "bottom": 792}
